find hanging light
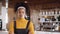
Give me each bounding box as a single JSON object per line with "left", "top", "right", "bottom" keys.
{"left": 45, "top": 16, "right": 47, "bottom": 18}
{"left": 24, "top": 1, "right": 28, "bottom": 3}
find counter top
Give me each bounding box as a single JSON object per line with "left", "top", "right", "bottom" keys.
{"left": 0, "top": 31, "right": 8, "bottom": 34}
{"left": 0, "top": 31, "right": 60, "bottom": 34}
{"left": 35, "top": 31, "right": 60, "bottom": 34}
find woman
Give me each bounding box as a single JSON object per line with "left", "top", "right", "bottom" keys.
{"left": 8, "top": 3, "right": 34, "bottom": 34}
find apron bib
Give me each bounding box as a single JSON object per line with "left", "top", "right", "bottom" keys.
{"left": 14, "top": 20, "right": 30, "bottom": 34}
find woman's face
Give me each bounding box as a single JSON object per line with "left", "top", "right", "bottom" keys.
{"left": 17, "top": 8, "right": 26, "bottom": 18}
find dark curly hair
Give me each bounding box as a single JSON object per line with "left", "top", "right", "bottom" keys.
{"left": 14, "top": 2, "right": 29, "bottom": 13}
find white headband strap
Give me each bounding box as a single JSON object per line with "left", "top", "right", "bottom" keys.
{"left": 18, "top": 7, "right": 26, "bottom": 10}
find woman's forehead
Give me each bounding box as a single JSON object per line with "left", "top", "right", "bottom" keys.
{"left": 18, "top": 8, "right": 26, "bottom": 11}
{"left": 19, "top": 8, "right": 25, "bottom": 10}
{"left": 18, "top": 8, "right": 26, "bottom": 12}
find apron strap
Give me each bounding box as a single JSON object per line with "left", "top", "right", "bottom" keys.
{"left": 14, "top": 21, "right": 16, "bottom": 33}
{"left": 26, "top": 20, "right": 30, "bottom": 29}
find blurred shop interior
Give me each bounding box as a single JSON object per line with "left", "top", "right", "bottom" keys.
{"left": 0, "top": 0, "right": 60, "bottom": 34}
{"left": 8, "top": 0, "right": 60, "bottom": 32}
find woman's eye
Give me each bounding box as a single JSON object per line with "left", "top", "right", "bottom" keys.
{"left": 19, "top": 12, "right": 21, "bottom": 13}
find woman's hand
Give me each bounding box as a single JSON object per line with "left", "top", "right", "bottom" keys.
{"left": 29, "top": 31, "right": 32, "bottom": 34}
{"left": 9, "top": 32, "right": 14, "bottom": 34}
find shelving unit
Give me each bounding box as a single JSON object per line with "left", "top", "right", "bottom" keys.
{"left": 40, "top": 21, "right": 60, "bottom": 31}
{"left": 39, "top": 9, "right": 60, "bottom": 16}
{"left": 38, "top": 9, "right": 60, "bottom": 31}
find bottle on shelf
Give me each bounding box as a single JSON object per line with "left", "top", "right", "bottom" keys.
{"left": 52, "top": 11, "right": 54, "bottom": 15}
{"left": 55, "top": 11, "right": 57, "bottom": 15}
{"left": 59, "top": 11, "right": 60, "bottom": 14}
{"left": 46, "top": 11, "right": 48, "bottom": 15}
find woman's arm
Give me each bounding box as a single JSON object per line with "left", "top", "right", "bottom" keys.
{"left": 9, "top": 31, "right": 14, "bottom": 34}
{"left": 8, "top": 21, "right": 14, "bottom": 34}
{"left": 28, "top": 21, "right": 35, "bottom": 34}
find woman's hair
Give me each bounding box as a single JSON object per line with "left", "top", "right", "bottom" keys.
{"left": 14, "top": 2, "right": 29, "bottom": 13}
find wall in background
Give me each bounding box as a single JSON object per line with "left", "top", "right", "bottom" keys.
{"left": 8, "top": 8, "right": 14, "bottom": 22}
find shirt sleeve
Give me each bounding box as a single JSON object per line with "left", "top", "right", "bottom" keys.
{"left": 8, "top": 21, "right": 14, "bottom": 34}
{"left": 28, "top": 21, "right": 35, "bottom": 34}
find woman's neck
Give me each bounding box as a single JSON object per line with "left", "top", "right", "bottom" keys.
{"left": 18, "top": 17, "right": 25, "bottom": 20}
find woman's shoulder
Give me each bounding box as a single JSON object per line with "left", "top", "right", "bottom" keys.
{"left": 8, "top": 20, "right": 15, "bottom": 25}
{"left": 26, "top": 20, "right": 33, "bottom": 25}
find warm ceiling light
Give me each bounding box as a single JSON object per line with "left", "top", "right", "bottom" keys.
{"left": 45, "top": 16, "right": 47, "bottom": 18}
{"left": 24, "top": 1, "right": 28, "bottom": 3}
